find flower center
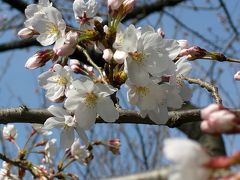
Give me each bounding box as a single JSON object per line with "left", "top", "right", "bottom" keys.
{"left": 56, "top": 76, "right": 68, "bottom": 85}
{"left": 129, "top": 51, "right": 144, "bottom": 63}
{"left": 85, "top": 92, "right": 98, "bottom": 107}
{"left": 47, "top": 23, "right": 59, "bottom": 35}
{"left": 135, "top": 86, "right": 149, "bottom": 96}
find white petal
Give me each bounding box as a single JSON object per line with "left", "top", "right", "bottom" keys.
{"left": 75, "top": 102, "right": 97, "bottom": 129}
{"left": 64, "top": 94, "right": 83, "bottom": 111}
{"left": 127, "top": 60, "right": 150, "bottom": 86}
{"left": 96, "top": 97, "right": 119, "bottom": 122}
{"left": 75, "top": 125, "right": 89, "bottom": 145}
{"left": 60, "top": 128, "right": 74, "bottom": 149}
{"left": 94, "top": 83, "right": 117, "bottom": 97}
{"left": 44, "top": 117, "right": 65, "bottom": 129}
{"left": 48, "top": 105, "right": 66, "bottom": 118}
{"left": 148, "top": 105, "right": 169, "bottom": 124}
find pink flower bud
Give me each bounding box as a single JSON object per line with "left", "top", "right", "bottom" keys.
{"left": 70, "top": 59, "right": 82, "bottom": 73}
{"left": 17, "top": 27, "right": 35, "bottom": 39}
{"left": 108, "top": 139, "right": 120, "bottom": 147}
{"left": 3, "top": 124, "right": 17, "bottom": 141}
{"left": 103, "top": 49, "right": 113, "bottom": 62}
{"left": 108, "top": 0, "right": 124, "bottom": 10}
{"left": 234, "top": 71, "right": 240, "bottom": 80}
{"left": 201, "top": 104, "right": 240, "bottom": 134}
{"left": 25, "top": 49, "right": 53, "bottom": 69}
{"left": 178, "top": 46, "right": 207, "bottom": 59}
{"left": 157, "top": 28, "right": 165, "bottom": 38}
{"left": 123, "top": 0, "right": 135, "bottom": 14}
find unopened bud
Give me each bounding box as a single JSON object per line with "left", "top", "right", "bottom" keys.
{"left": 103, "top": 49, "right": 113, "bottom": 62}
{"left": 70, "top": 59, "right": 82, "bottom": 73}
{"left": 3, "top": 124, "right": 17, "bottom": 141}
{"left": 113, "top": 50, "right": 127, "bottom": 64}
{"left": 234, "top": 71, "right": 240, "bottom": 81}
{"left": 108, "top": 139, "right": 120, "bottom": 147}
{"left": 17, "top": 27, "right": 36, "bottom": 39}
{"left": 123, "top": 0, "right": 135, "bottom": 14}
{"left": 25, "top": 49, "right": 53, "bottom": 69}
{"left": 157, "top": 28, "right": 165, "bottom": 38}
{"left": 179, "top": 46, "right": 207, "bottom": 60}
{"left": 108, "top": 0, "right": 124, "bottom": 10}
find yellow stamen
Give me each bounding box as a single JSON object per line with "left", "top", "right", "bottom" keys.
{"left": 129, "top": 51, "right": 144, "bottom": 62}
{"left": 56, "top": 76, "right": 68, "bottom": 85}
{"left": 135, "top": 86, "right": 149, "bottom": 96}
{"left": 85, "top": 92, "right": 98, "bottom": 107}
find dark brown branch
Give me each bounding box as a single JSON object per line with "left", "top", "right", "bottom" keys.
{"left": 0, "top": 106, "right": 202, "bottom": 127}
{"left": 0, "top": 39, "right": 40, "bottom": 52}
{"left": 0, "top": 106, "right": 239, "bottom": 127}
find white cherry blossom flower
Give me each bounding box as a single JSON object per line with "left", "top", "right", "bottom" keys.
{"left": 126, "top": 79, "right": 182, "bottom": 124}
{"left": 25, "top": 0, "right": 52, "bottom": 19}
{"left": 44, "top": 105, "right": 88, "bottom": 149}
{"left": 26, "top": 6, "right": 66, "bottom": 46}
{"left": 53, "top": 31, "right": 79, "bottom": 57}
{"left": 38, "top": 64, "right": 73, "bottom": 102}
{"left": 163, "top": 138, "right": 211, "bottom": 180}
{"left": 115, "top": 24, "right": 181, "bottom": 85}
{"left": 73, "top": 0, "right": 101, "bottom": 29}
{"left": 2, "top": 124, "right": 17, "bottom": 141}
{"left": 71, "top": 139, "right": 89, "bottom": 164}
{"left": 64, "top": 77, "right": 119, "bottom": 129}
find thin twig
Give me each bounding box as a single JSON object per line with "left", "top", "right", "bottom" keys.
{"left": 180, "top": 76, "right": 222, "bottom": 104}
{"left": 76, "top": 45, "right": 107, "bottom": 83}
{"left": 0, "top": 153, "right": 38, "bottom": 178}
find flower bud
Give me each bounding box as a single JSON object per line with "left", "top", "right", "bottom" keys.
{"left": 178, "top": 46, "right": 207, "bottom": 60}
{"left": 108, "top": 0, "right": 124, "bottom": 10}
{"left": 103, "top": 49, "right": 113, "bottom": 62}
{"left": 122, "top": 0, "right": 135, "bottom": 14}
{"left": 3, "top": 124, "right": 17, "bottom": 141}
{"left": 201, "top": 104, "right": 240, "bottom": 134}
{"left": 17, "top": 27, "right": 35, "bottom": 39}
{"left": 157, "top": 28, "right": 165, "bottom": 38}
{"left": 113, "top": 50, "right": 127, "bottom": 64}
{"left": 70, "top": 59, "right": 82, "bottom": 73}
{"left": 234, "top": 71, "right": 240, "bottom": 80}
{"left": 108, "top": 139, "right": 120, "bottom": 147}
{"left": 25, "top": 49, "right": 53, "bottom": 69}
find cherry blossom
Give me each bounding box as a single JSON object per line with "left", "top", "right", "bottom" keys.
{"left": 44, "top": 105, "right": 88, "bottom": 149}
{"left": 64, "top": 77, "right": 119, "bottom": 129}
{"left": 163, "top": 138, "right": 211, "bottom": 180}
{"left": 38, "top": 64, "right": 73, "bottom": 102}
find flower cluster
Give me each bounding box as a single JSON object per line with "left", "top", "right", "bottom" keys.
{"left": 18, "top": 0, "right": 192, "bottom": 150}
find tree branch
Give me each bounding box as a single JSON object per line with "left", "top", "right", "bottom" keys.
{"left": 0, "top": 39, "right": 40, "bottom": 52}
{"left": 0, "top": 106, "right": 239, "bottom": 127}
